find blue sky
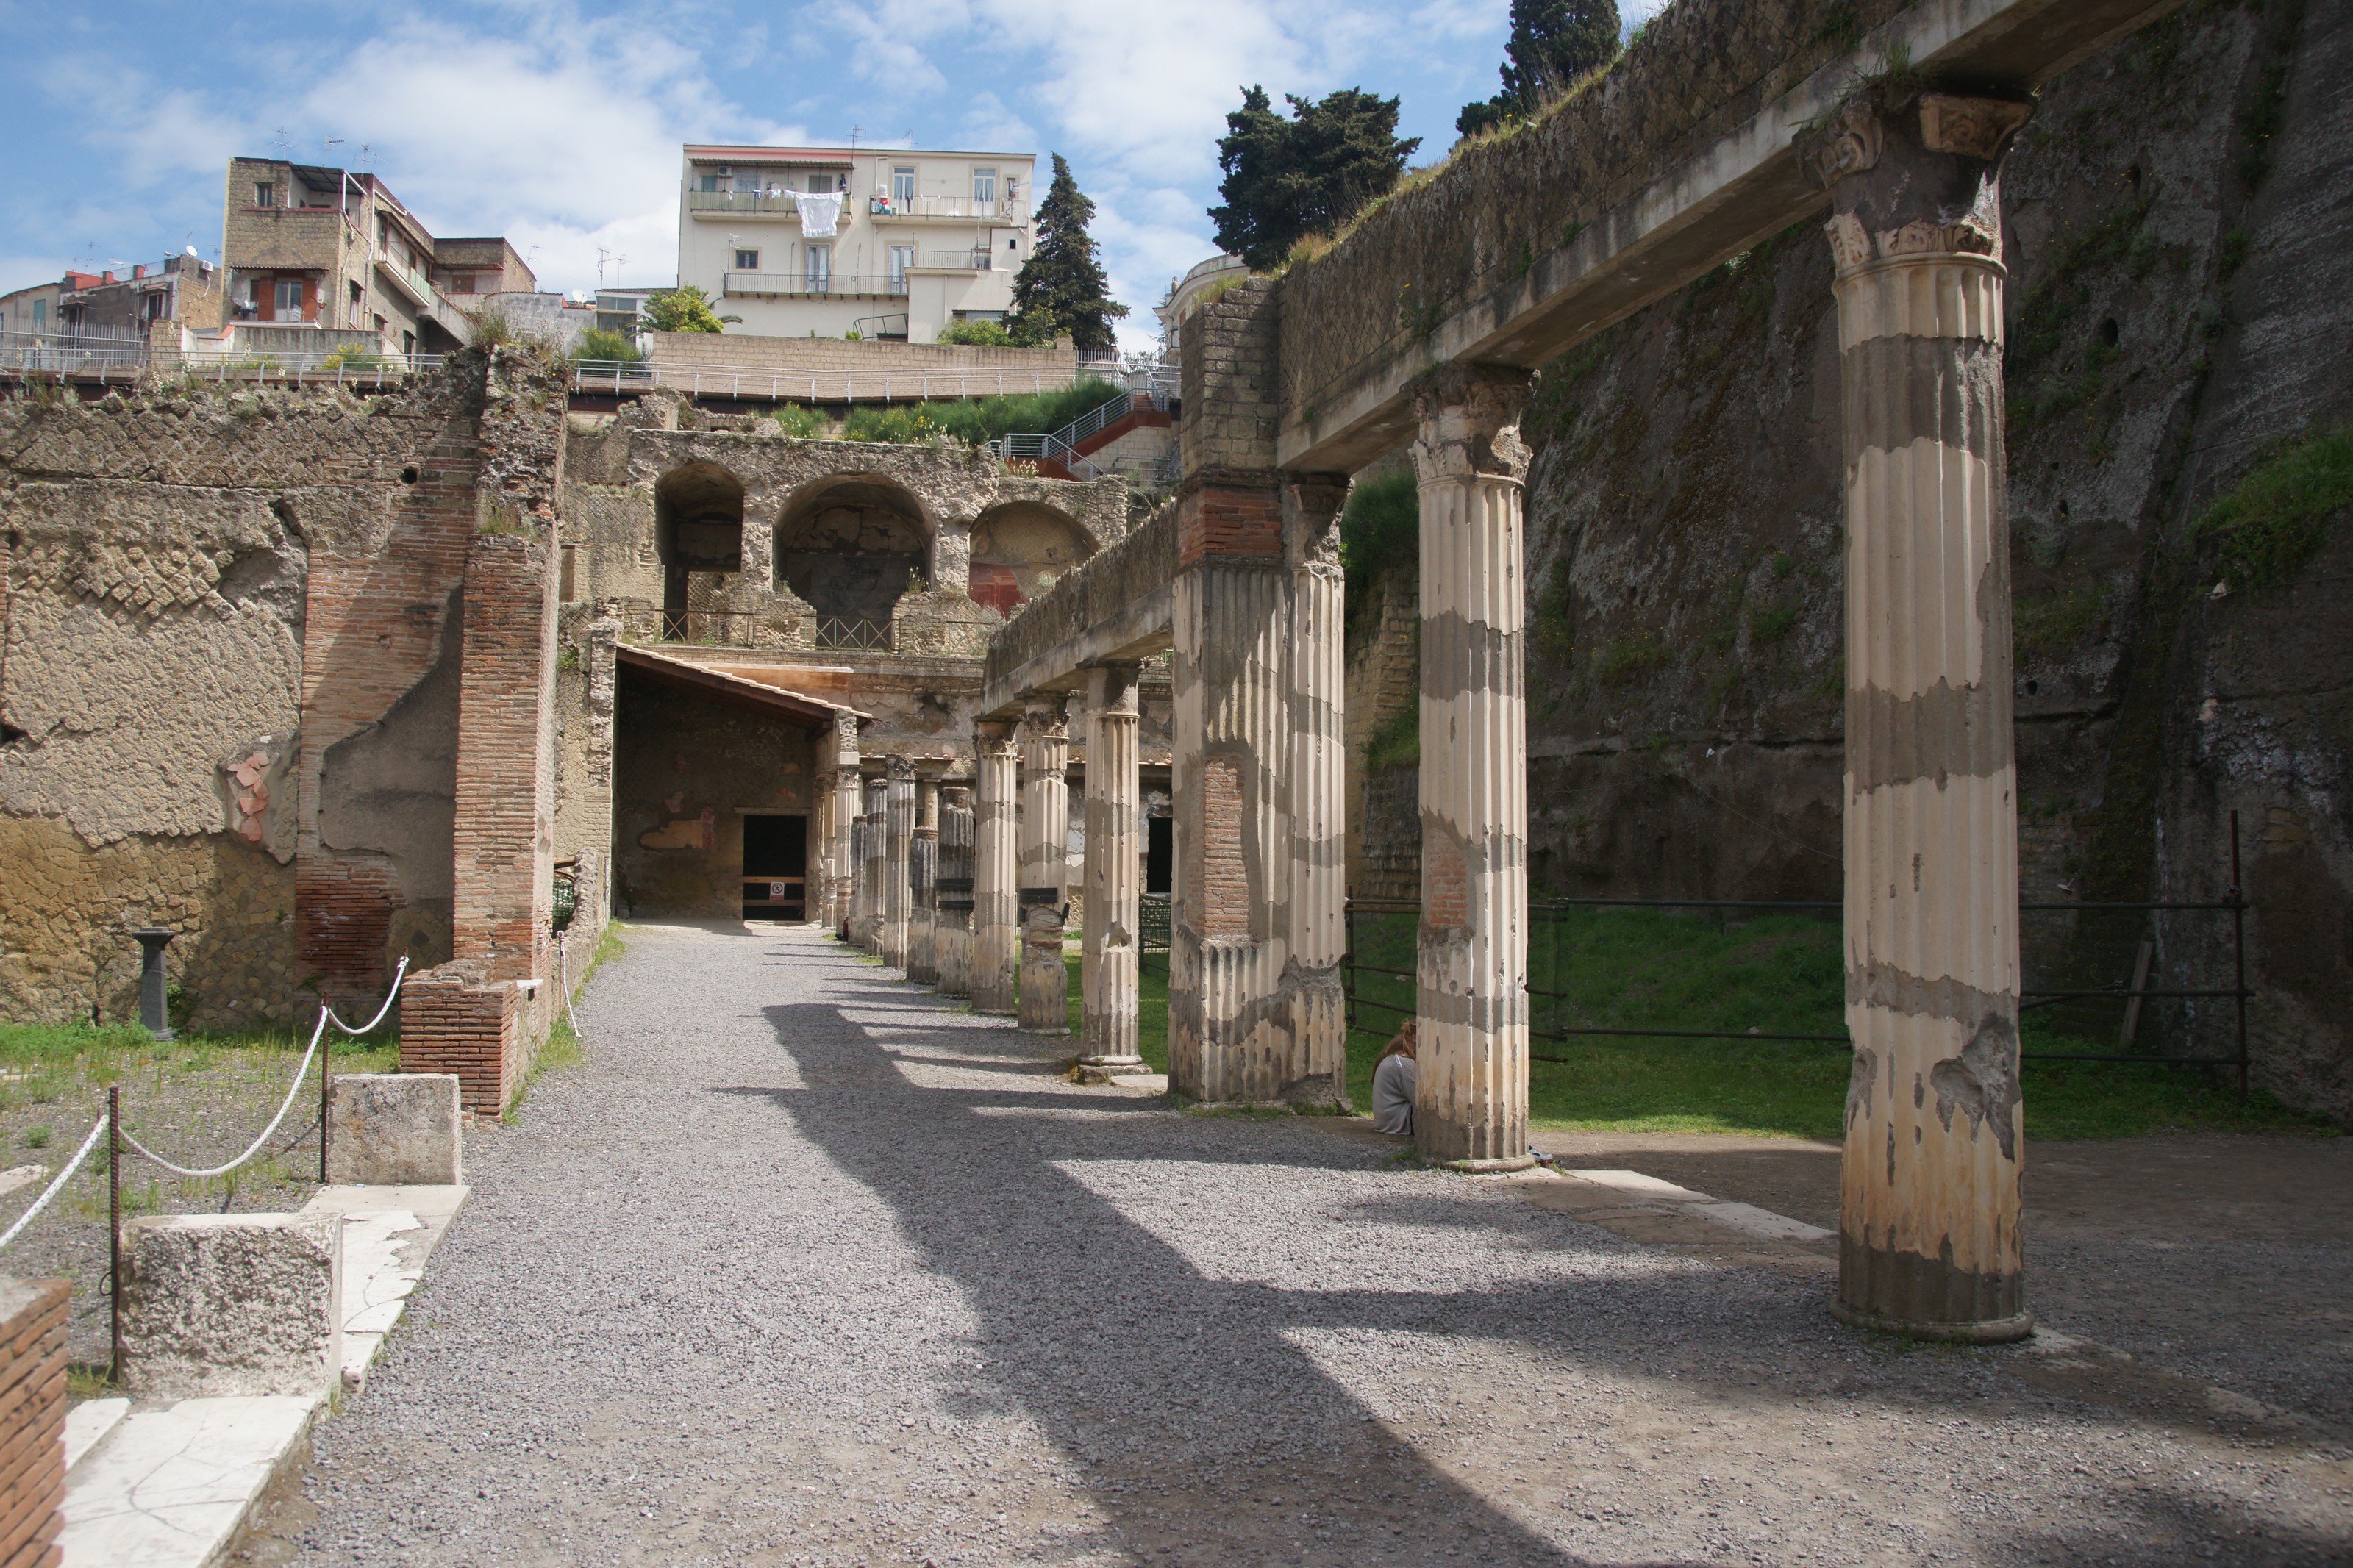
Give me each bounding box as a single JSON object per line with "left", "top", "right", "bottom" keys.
{"left": 0, "top": 0, "right": 1663, "bottom": 352}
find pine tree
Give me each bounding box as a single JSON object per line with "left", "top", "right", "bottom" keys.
{"left": 1007, "top": 154, "right": 1129, "bottom": 353}
{"left": 1210, "top": 87, "right": 1421, "bottom": 271}
{"left": 1457, "top": 0, "right": 1621, "bottom": 138}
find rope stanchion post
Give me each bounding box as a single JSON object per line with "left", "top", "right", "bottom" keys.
{"left": 107, "top": 1086, "right": 121, "bottom": 1385}
{"left": 320, "top": 1016, "right": 332, "bottom": 1183}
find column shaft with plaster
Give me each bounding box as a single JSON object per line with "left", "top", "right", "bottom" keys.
{"left": 1409, "top": 367, "right": 1535, "bottom": 1171}
{"left": 1017, "top": 695, "right": 1071, "bottom": 1034}
{"left": 1802, "top": 89, "right": 2035, "bottom": 1341}
{"left": 829, "top": 712, "right": 860, "bottom": 931}
{"left": 882, "top": 757, "right": 915, "bottom": 970}
{"left": 971, "top": 721, "right": 1021, "bottom": 1014}
{"left": 1285, "top": 475, "right": 1352, "bottom": 1106}
{"left": 910, "top": 767, "right": 941, "bottom": 985}
{"left": 857, "top": 776, "right": 888, "bottom": 953}
{"left": 936, "top": 785, "right": 975, "bottom": 996}
{"left": 1081, "top": 664, "right": 1144, "bottom": 1073}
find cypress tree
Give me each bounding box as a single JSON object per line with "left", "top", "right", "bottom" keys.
{"left": 1210, "top": 86, "right": 1420, "bottom": 271}
{"left": 1007, "top": 154, "right": 1129, "bottom": 353}
{"left": 1457, "top": 0, "right": 1621, "bottom": 137}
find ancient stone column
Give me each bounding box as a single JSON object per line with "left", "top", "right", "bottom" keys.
{"left": 1080, "top": 664, "right": 1144, "bottom": 1075}
{"left": 882, "top": 757, "right": 915, "bottom": 969}
{"left": 936, "top": 784, "right": 976, "bottom": 997}
{"left": 830, "top": 713, "right": 861, "bottom": 932}
{"left": 857, "top": 776, "right": 888, "bottom": 952}
{"left": 971, "top": 720, "right": 1021, "bottom": 1014}
{"left": 1409, "top": 365, "right": 1535, "bottom": 1171}
{"left": 1285, "top": 474, "right": 1352, "bottom": 1107}
{"left": 1800, "top": 89, "right": 2035, "bottom": 1342}
{"left": 909, "top": 764, "right": 942, "bottom": 986}
{"left": 1017, "top": 694, "right": 1071, "bottom": 1034}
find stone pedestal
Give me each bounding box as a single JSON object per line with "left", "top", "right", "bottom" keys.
{"left": 910, "top": 766, "right": 941, "bottom": 985}
{"left": 1802, "top": 88, "right": 2035, "bottom": 1342}
{"left": 882, "top": 757, "right": 914, "bottom": 970}
{"left": 1017, "top": 695, "right": 1071, "bottom": 1034}
{"left": 1408, "top": 366, "right": 1535, "bottom": 1171}
{"left": 971, "top": 721, "right": 1021, "bottom": 1014}
{"left": 119, "top": 1214, "right": 343, "bottom": 1400}
{"left": 326, "top": 1073, "right": 463, "bottom": 1185}
{"left": 1080, "top": 664, "right": 1144, "bottom": 1074}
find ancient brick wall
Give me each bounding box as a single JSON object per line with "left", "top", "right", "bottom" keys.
{"left": 0, "top": 1278, "right": 67, "bottom": 1568}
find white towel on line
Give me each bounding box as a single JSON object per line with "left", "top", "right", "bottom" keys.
{"left": 792, "top": 190, "right": 843, "bottom": 238}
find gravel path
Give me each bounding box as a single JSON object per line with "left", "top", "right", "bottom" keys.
{"left": 267, "top": 921, "right": 2352, "bottom": 1566}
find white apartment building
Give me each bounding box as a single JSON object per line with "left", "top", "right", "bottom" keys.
{"left": 676, "top": 145, "right": 1035, "bottom": 343}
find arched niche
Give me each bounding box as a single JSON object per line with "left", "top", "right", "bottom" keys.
{"left": 969, "top": 501, "right": 1096, "bottom": 617}
{"left": 774, "top": 475, "right": 932, "bottom": 631}
{"left": 654, "top": 463, "right": 746, "bottom": 624}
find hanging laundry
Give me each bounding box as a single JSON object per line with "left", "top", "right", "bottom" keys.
{"left": 793, "top": 190, "right": 843, "bottom": 239}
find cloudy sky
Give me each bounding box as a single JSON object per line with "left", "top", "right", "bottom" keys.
{"left": 0, "top": 0, "right": 1663, "bottom": 353}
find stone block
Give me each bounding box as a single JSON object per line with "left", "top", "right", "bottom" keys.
{"left": 326, "top": 1074, "right": 463, "bottom": 1186}
{"left": 119, "top": 1214, "right": 342, "bottom": 1400}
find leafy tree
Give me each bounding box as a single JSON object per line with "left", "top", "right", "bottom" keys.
{"left": 574, "top": 327, "right": 643, "bottom": 363}
{"left": 1007, "top": 154, "right": 1129, "bottom": 352}
{"left": 641, "top": 284, "right": 726, "bottom": 334}
{"left": 1457, "top": 0, "right": 1621, "bottom": 138}
{"left": 937, "top": 319, "right": 1016, "bottom": 346}
{"left": 1211, "top": 87, "right": 1421, "bottom": 271}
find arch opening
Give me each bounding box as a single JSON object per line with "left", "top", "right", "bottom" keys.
{"left": 775, "top": 476, "right": 931, "bottom": 635}
{"left": 969, "top": 502, "right": 1095, "bottom": 617}
{"left": 655, "top": 463, "right": 746, "bottom": 637}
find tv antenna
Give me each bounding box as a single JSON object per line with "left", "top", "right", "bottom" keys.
{"left": 271, "top": 126, "right": 292, "bottom": 156}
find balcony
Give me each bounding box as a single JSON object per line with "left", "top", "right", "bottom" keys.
{"left": 904, "top": 249, "right": 991, "bottom": 272}
{"left": 374, "top": 252, "right": 433, "bottom": 308}
{"left": 866, "top": 195, "right": 1026, "bottom": 224}
{"left": 721, "top": 272, "right": 904, "bottom": 298}
{"left": 687, "top": 190, "right": 815, "bottom": 220}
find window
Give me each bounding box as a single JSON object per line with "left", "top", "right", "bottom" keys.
{"left": 31, "top": 300, "right": 46, "bottom": 332}
{"left": 892, "top": 166, "right": 915, "bottom": 202}
{"left": 734, "top": 174, "right": 761, "bottom": 194}
{"left": 254, "top": 182, "right": 275, "bottom": 208}
{"left": 143, "top": 291, "right": 167, "bottom": 323}
{"left": 888, "top": 244, "right": 913, "bottom": 289}
{"left": 449, "top": 272, "right": 476, "bottom": 294}
{"left": 804, "top": 243, "right": 831, "bottom": 292}
{"left": 972, "top": 167, "right": 997, "bottom": 202}
{"left": 735, "top": 248, "right": 760, "bottom": 271}
{"left": 272, "top": 278, "right": 307, "bottom": 319}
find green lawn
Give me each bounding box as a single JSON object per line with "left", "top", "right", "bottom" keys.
{"left": 1341, "top": 907, "right": 2333, "bottom": 1142}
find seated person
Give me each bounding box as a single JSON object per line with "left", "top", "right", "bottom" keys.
{"left": 1371, "top": 1020, "right": 1417, "bottom": 1136}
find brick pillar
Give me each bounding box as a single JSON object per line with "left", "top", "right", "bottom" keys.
{"left": 1017, "top": 695, "right": 1071, "bottom": 1034}
{"left": 1080, "top": 663, "right": 1144, "bottom": 1075}
{"left": 0, "top": 1278, "right": 68, "bottom": 1568}
{"left": 882, "top": 756, "right": 915, "bottom": 970}
{"left": 1286, "top": 474, "right": 1352, "bottom": 1107}
{"left": 972, "top": 722, "right": 1021, "bottom": 1014}
{"left": 404, "top": 524, "right": 557, "bottom": 1114}
{"left": 910, "top": 764, "right": 942, "bottom": 985}
{"left": 936, "top": 784, "right": 976, "bottom": 997}
{"left": 1801, "top": 89, "right": 2035, "bottom": 1342}
{"left": 1408, "top": 365, "right": 1535, "bottom": 1171}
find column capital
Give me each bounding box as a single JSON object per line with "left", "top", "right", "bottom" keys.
{"left": 975, "top": 717, "right": 1019, "bottom": 759}
{"left": 1796, "top": 87, "right": 2032, "bottom": 275}
{"left": 1407, "top": 364, "right": 1533, "bottom": 484}
{"left": 885, "top": 753, "right": 915, "bottom": 781}
{"left": 1282, "top": 472, "right": 1351, "bottom": 568}
{"left": 1085, "top": 660, "right": 1143, "bottom": 714}
{"left": 940, "top": 784, "right": 974, "bottom": 809}
{"left": 1019, "top": 691, "right": 1070, "bottom": 739}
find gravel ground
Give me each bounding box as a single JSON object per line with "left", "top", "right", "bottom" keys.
{"left": 260, "top": 921, "right": 2353, "bottom": 1566}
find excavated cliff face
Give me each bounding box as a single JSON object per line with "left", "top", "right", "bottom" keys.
{"left": 1343, "top": 0, "right": 2352, "bottom": 1118}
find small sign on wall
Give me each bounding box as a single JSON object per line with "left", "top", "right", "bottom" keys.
{"left": 768, "top": 881, "right": 788, "bottom": 900}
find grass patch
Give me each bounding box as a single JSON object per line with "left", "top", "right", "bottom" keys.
{"left": 2194, "top": 425, "right": 2353, "bottom": 590}
{"left": 1361, "top": 705, "right": 1418, "bottom": 772}
{"left": 1062, "top": 952, "right": 1171, "bottom": 1074}
{"left": 1343, "top": 909, "right": 2332, "bottom": 1141}
{"left": 838, "top": 377, "right": 1120, "bottom": 448}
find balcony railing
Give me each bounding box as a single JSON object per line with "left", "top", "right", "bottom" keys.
{"left": 904, "top": 249, "right": 991, "bottom": 271}
{"left": 569, "top": 360, "right": 1108, "bottom": 402}
{"left": 866, "top": 195, "right": 1025, "bottom": 222}
{"left": 0, "top": 331, "right": 438, "bottom": 387}
{"left": 687, "top": 190, "right": 835, "bottom": 218}
{"left": 721, "top": 271, "right": 904, "bottom": 298}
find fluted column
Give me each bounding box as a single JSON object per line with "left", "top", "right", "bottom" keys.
{"left": 1080, "top": 664, "right": 1144, "bottom": 1074}
{"left": 1409, "top": 365, "right": 1534, "bottom": 1172}
{"left": 971, "top": 720, "right": 1021, "bottom": 1014}
{"left": 1801, "top": 89, "right": 2035, "bottom": 1342}
{"left": 829, "top": 712, "right": 860, "bottom": 932}
{"left": 857, "top": 776, "right": 888, "bottom": 952}
{"left": 910, "top": 764, "right": 942, "bottom": 985}
{"left": 1286, "top": 475, "right": 1352, "bottom": 1107}
{"left": 881, "top": 758, "right": 915, "bottom": 969}
{"left": 936, "top": 784, "right": 976, "bottom": 997}
{"left": 1017, "top": 694, "right": 1071, "bottom": 1034}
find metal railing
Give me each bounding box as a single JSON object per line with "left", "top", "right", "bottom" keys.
{"left": 988, "top": 387, "right": 1178, "bottom": 484}
{"left": 813, "top": 616, "right": 892, "bottom": 651}
{"left": 659, "top": 609, "right": 755, "bottom": 645}
{"left": 1341, "top": 814, "right": 2257, "bottom": 1097}
{"left": 866, "top": 194, "right": 1026, "bottom": 222}
{"left": 1, "top": 332, "right": 441, "bottom": 387}
{"left": 849, "top": 313, "right": 910, "bottom": 340}
{"left": 567, "top": 360, "right": 1115, "bottom": 404}
{"left": 722, "top": 271, "right": 905, "bottom": 298}
{"left": 904, "top": 250, "right": 990, "bottom": 272}
{"left": 688, "top": 190, "right": 842, "bottom": 217}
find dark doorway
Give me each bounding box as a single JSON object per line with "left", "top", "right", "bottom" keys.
{"left": 1146, "top": 815, "right": 1172, "bottom": 895}
{"left": 743, "top": 814, "right": 807, "bottom": 920}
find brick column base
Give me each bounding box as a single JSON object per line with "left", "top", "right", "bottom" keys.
{"left": 399, "top": 963, "right": 524, "bottom": 1117}
{"left": 0, "top": 1278, "right": 69, "bottom": 1568}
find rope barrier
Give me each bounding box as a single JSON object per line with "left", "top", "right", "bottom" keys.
{"left": 555, "top": 942, "right": 582, "bottom": 1039}
{"left": 0, "top": 1115, "right": 110, "bottom": 1251}
{"left": 118, "top": 957, "right": 407, "bottom": 1181}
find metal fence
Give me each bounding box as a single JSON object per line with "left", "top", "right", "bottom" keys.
{"left": 658, "top": 609, "right": 755, "bottom": 646}
{"left": 569, "top": 360, "right": 1113, "bottom": 404}
{"left": 0, "top": 332, "right": 441, "bottom": 388}
{"left": 812, "top": 616, "right": 891, "bottom": 651}
{"left": 1340, "top": 814, "right": 2255, "bottom": 1096}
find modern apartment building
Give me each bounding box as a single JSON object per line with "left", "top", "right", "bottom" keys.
{"left": 675, "top": 145, "right": 1035, "bottom": 343}
{"left": 215, "top": 157, "right": 534, "bottom": 355}
{"left": 0, "top": 255, "right": 221, "bottom": 343}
